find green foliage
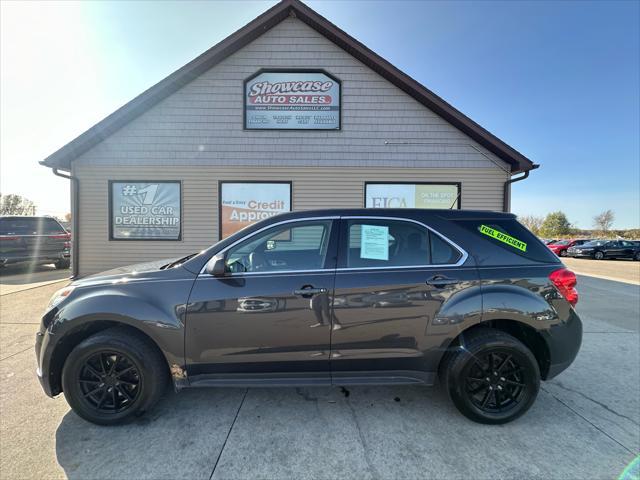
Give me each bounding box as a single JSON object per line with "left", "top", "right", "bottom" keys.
{"left": 539, "top": 211, "right": 572, "bottom": 237}
{"left": 0, "top": 193, "right": 36, "bottom": 215}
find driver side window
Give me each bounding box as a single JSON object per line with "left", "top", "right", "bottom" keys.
{"left": 225, "top": 220, "right": 333, "bottom": 274}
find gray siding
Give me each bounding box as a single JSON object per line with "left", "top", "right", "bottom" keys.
{"left": 75, "top": 17, "right": 509, "bottom": 171}
{"left": 72, "top": 17, "right": 511, "bottom": 275}
{"left": 74, "top": 164, "right": 507, "bottom": 275}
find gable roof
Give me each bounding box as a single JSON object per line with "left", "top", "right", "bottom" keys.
{"left": 41, "top": 0, "right": 536, "bottom": 173}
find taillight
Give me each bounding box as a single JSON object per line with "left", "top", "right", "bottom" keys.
{"left": 0, "top": 236, "right": 20, "bottom": 241}
{"left": 549, "top": 268, "right": 578, "bottom": 307}
{"left": 49, "top": 234, "right": 70, "bottom": 240}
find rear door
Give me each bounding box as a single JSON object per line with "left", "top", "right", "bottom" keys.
{"left": 330, "top": 216, "right": 479, "bottom": 384}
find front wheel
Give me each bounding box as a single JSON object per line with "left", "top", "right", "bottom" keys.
{"left": 62, "top": 327, "right": 168, "bottom": 425}
{"left": 559, "top": 249, "right": 567, "bottom": 257}
{"left": 634, "top": 252, "right": 640, "bottom": 261}
{"left": 440, "top": 328, "right": 540, "bottom": 424}
{"left": 594, "top": 251, "right": 604, "bottom": 260}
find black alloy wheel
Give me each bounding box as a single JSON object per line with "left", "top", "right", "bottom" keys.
{"left": 594, "top": 251, "right": 604, "bottom": 260}
{"left": 440, "top": 328, "right": 540, "bottom": 424}
{"left": 78, "top": 351, "right": 141, "bottom": 414}
{"left": 62, "top": 327, "right": 168, "bottom": 425}
{"left": 634, "top": 252, "right": 640, "bottom": 261}
{"left": 464, "top": 351, "right": 526, "bottom": 414}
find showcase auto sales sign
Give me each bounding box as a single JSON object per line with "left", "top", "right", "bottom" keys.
{"left": 245, "top": 71, "right": 340, "bottom": 129}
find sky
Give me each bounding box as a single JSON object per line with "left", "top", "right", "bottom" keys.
{"left": 1, "top": 0, "right": 639, "bottom": 229}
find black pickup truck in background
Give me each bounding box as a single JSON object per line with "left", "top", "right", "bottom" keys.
{"left": 567, "top": 239, "right": 640, "bottom": 260}
{"left": 0, "top": 216, "right": 71, "bottom": 269}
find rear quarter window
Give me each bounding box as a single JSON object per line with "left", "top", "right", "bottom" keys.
{"left": 456, "top": 219, "right": 558, "bottom": 263}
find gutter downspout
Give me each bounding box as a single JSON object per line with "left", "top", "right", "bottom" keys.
{"left": 52, "top": 168, "right": 80, "bottom": 279}
{"left": 503, "top": 164, "right": 539, "bottom": 213}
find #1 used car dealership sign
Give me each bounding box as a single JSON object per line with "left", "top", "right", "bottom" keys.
{"left": 245, "top": 70, "right": 340, "bottom": 129}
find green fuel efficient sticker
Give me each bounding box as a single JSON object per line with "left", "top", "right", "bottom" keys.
{"left": 479, "top": 225, "right": 527, "bottom": 252}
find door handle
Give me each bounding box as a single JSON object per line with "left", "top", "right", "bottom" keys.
{"left": 293, "top": 286, "right": 327, "bottom": 297}
{"left": 426, "top": 276, "right": 459, "bottom": 287}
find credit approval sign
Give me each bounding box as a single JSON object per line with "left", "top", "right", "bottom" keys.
{"left": 244, "top": 70, "right": 340, "bottom": 130}
{"left": 220, "top": 182, "right": 291, "bottom": 238}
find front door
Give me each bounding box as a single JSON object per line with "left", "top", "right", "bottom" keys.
{"left": 185, "top": 218, "right": 338, "bottom": 383}
{"left": 330, "top": 216, "right": 480, "bottom": 384}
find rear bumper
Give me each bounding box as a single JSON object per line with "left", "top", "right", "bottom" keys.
{"left": 1, "top": 251, "right": 69, "bottom": 265}
{"left": 542, "top": 310, "right": 583, "bottom": 380}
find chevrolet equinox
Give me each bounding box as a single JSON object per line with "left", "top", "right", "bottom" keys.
{"left": 36, "top": 209, "right": 582, "bottom": 425}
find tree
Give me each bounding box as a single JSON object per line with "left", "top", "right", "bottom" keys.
{"left": 0, "top": 193, "right": 36, "bottom": 215}
{"left": 593, "top": 209, "right": 615, "bottom": 233}
{"left": 540, "top": 211, "right": 572, "bottom": 237}
{"left": 518, "top": 215, "right": 544, "bottom": 235}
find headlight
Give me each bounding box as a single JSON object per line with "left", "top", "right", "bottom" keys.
{"left": 47, "top": 285, "right": 76, "bottom": 311}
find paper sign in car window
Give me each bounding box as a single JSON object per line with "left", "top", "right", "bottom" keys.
{"left": 479, "top": 224, "right": 527, "bottom": 252}
{"left": 360, "top": 225, "right": 389, "bottom": 260}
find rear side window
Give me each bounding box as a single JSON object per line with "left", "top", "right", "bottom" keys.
{"left": 456, "top": 219, "right": 558, "bottom": 263}
{"left": 0, "top": 217, "right": 65, "bottom": 235}
{"left": 345, "top": 219, "right": 462, "bottom": 268}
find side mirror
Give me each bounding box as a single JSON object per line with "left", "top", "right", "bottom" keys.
{"left": 205, "top": 254, "right": 227, "bottom": 277}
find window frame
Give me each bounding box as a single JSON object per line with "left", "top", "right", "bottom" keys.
{"left": 336, "top": 216, "right": 468, "bottom": 271}
{"left": 201, "top": 216, "right": 340, "bottom": 277}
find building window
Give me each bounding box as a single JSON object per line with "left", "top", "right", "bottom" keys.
{"left": 109, "top": 181, "right": 181, "bottom": 240}
{"left": 219, "top": 181, "right": 292, "bottom": 239}
{"left": 365, "top": 182, "right": 461, "bottom": 210}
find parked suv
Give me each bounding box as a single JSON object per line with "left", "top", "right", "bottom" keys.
{"left": 548, "top": 239, "right": 592, "bottom": 257}
{"left": 567, "top": 239, "right": 640, "bottom": 260}
{"left": 0, "top": 216, "right": 71, "bottom": 269}
{"left": 36, "top": 209, "right": 582, "bottom": 425}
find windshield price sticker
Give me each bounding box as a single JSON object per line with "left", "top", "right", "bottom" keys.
{"left": 479, "top": 225, "right": 527, "bottom": 252}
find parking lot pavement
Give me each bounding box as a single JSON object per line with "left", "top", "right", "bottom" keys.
{"left": 0, "top": 263, "right": 71, "bottom": 296}
{"left": 0, "top": 276, "right": 638, "bottom": 479}
{"left": 563, "top": 257, "right": 640, "bottom": 285}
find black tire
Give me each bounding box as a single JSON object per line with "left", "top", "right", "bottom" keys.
{"left": 439, "top": 328, "right": 540, "bottom": 424}
{"left": 594, "top": 251, "right": 604, "bottom": 260}
{"left": 55, "top": 259, "right": 71, "bottom": 269}
{"left": 559, "top": 249, "right": 567, "bottom": 257}
{"left": 634, "top": 252, "right": 640, "bottom": 261}
{"left": 62, "top": 327, "right": 168, "bottom": 425}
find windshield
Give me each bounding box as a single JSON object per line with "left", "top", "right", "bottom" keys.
{"left": 554, "top": 240, "right": 570, "bottom": 246}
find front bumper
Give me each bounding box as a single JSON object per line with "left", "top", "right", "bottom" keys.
{"left": 35, "top": 325, "right": 57, "bottom": 397}
{"left": 566, "top": 251, "right": 594, "bottom": 258}
{"left": 542, "top": 309, "right": 583, "bottom": 380}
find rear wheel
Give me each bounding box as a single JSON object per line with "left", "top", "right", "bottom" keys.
{"left": 594, "top": 251, "right": 604, "bottom": 260}
{"left": 559, "top": 249, "right": 567, "bottom": 257}
{"left": 55, "top": 259, "right": 70, "bottom": 269}
{"left": 634, "top": 252, "right": 640, "bottom": 261}
{"left": 440, "top": 328, "right": 540, "bottom": 424}
{"left": 62, "top": 327, "right": 168, "bottom": 425}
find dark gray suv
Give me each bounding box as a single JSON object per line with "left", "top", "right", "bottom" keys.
{"left": 35, "top": 209, "right": 582, "bottom": 425}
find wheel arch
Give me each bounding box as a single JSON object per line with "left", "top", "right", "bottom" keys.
{"left": 48, "top": 321, "right": 172, "bottom": 396}
{"left": 439, "top": 320, "right": 551, "bottom": 380}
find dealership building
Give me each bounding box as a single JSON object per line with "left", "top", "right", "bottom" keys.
{"left": 41, "top": 0, "right": 537, "bottom": 277}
